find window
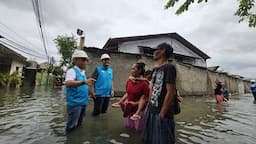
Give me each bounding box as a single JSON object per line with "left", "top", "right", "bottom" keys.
{"left": 138, "top": 46, "right": 155, "bottom": 56}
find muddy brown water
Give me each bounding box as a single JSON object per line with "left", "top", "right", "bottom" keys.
{"left": 0, "top": 86, "right": 255, "bottom": 144}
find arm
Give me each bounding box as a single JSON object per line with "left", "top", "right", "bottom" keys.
{"left": 118, "top": 93, "right": 128, "bottom": 104}
{"left": 133, "top": 81, "right": 150, "bottom": 113}
{"left": 134, "top": 95, "right": 147, "bottom": 115}
{"left": 128, "top": 76, "right": 146, "bottom": 81}
{"left": 160, "top": 64, "right": 176, "bottom": 119}
{"left": 111, "top": 81, "right": 114, "bottom": 97}
{"left": 65, "top": 68, "right": 95, "bottom": 87}
{"left": 160, "top": 83, "right": 175, "bottom": 119}
{"left": 89, "top": 83, "right": 96, "bottom": 99}
{"left": 65, "top": 78, "right": 95, "bottom": 87}
{"left": 89, "top": 68, "right": 98, "bottom": 99}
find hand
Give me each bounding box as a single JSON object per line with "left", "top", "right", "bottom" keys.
{"left": 124, "top": 100, "right": 129, "bottom": 105}
{"left": 177, "top": 95, "right": 184, "bottom": 102}
{"left": 159, "top": 112, "right": 165, "bottom": 119}
{"left": 111, "top": 90, "right": 114, "bottom": 97}
{"left": 85, "top": 78, "right": 96, "bottom": 85}
{"left": 91, "top": 92, "right": 96, "bottom": 100}
{"left": 129, "top": 76, "right": 136, "bottom": 81}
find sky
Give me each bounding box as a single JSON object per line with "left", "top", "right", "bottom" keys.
{"left": 0, "top": 0, "right": 255, "bottom": 78}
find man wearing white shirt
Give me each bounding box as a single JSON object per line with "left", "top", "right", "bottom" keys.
{"left": 65, "top": 49, "right": 95, "bottom": 133}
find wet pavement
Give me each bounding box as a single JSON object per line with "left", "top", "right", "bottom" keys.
{"left": 0, "top": 86, "right": 255, "bottom": 144}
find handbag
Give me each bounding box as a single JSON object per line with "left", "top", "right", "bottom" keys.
{"left": 174, "top": 90, "right": 181, "bottom": 115}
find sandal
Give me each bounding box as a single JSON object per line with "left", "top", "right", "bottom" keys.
{"left": 130, "top": 114, "right": 141, "bottom": 121}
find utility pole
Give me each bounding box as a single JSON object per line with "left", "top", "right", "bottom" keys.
{"left": 77, "top": 28, "right": 84, "bottom": 49}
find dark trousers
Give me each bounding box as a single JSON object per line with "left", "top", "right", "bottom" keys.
{"left": 92, "top": 96, "right": 110, "bottom": 116}
{"left": 143, "top": 110, "right": 175, "bottom": 144}
{"left": 253, "top": 93, "right": 256, "bottom": 101}
{"left": 66, "top": 105, "right": 86, "bottom": 133}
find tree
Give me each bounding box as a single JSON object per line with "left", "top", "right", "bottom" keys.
{"left": 54, "top": 35, "right": 77, "bottom": 66}
{"left": 165, "top": 0, "right": 256, "bottom": 28}
{"left": 51, "top": 66, "right": 64, "bottom": 76}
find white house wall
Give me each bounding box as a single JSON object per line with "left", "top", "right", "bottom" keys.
{"left": 10, "top": 60, "right": 25, "bottom": 74}
{"left": 195, "top": 59, "right": 207, "bottom": 67}
{"left": 119, "top": 37, "right": 206, "bottom": 67}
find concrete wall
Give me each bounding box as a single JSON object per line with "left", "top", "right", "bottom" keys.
{"left": 84, "top": 48, "right": 249, "bottom": 96}
{"left": 85, "top": 48, "right": 140, "bottom": 96}
{"left": 175, "top": 63, "right": 208, "bottom": 96}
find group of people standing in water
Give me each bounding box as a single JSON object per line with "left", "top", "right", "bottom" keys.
{"left": 214, "top": 80, "right": 229, "bottom": 103}
{"left": 215, "top": 79, "right": 256, "bottom": 104}
{"left": 64, "top": 42, "right": 178, "bottom": 144}
{"left": 63, "top": 41, "right": 255, "bottom": 143}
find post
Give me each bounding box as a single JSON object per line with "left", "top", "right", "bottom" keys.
{"left": 79, "top": 36, "right": 85, "bottom": 50}
{"left": 77, "top": 28, "right": 84, "bottom": 49}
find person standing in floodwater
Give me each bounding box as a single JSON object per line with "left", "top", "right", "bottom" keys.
{"left": 221, "top": 84, "right": 229, "bottom": 102}
{"left": 91, "top": 54, "right": 113, "bottom": 116}
{"left": 143, "top": 43, "right": 176, "bottom": 144}
{"left": 214, "top": 80, "right": 224, "bottom": 103}
{"left": 65, "top": 50, "right": 95, "bottom": 133}
{"left": 117, "top": 62, "right": 149, "bottom": 131}
{"left": 250, "top": 80, "right": 256, "bottom": 103}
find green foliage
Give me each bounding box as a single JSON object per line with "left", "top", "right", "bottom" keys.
{"left": 165, "top": 0, "right": 256, "bottom": 28}
{"left": 54, "top": 35, "right": 77, "bottom": 66}
{"left": 51, "top": 66, "right": 64, "bottom": 76}
{"left": 0, "top": 73, "right": 10, "bottom": 86}
{"left": 9, "top": 71, "right": 23, "bottom": 86}
{"left": 0, "top": 72, "right": 23, "bottom": 87}
{"left": 235, "top": 0, "right": 256, "bottom": 27}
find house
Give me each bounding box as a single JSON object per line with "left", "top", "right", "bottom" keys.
{"left": 0, "top": 38, "right": 27, "bottom": 74}
{"left": 207, "top": 66, "right": 220, "bottom": 71}
{"left": 103, "top": 33, "right": 210, "bottom": 67}
{"left": 39, "top": 62, "right": 49, "bottom": 70}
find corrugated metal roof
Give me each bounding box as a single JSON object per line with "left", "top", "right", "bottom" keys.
{"left": 0, "top": 39, "right": 27, "bottom": 62}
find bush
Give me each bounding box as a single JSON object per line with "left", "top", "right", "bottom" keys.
{"left": 0, "top": 73, "right": 9, "bottom": 86}
{"left": 0, "top": 72, "right": 23, "bottom": 88}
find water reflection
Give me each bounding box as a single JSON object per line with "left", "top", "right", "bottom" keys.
{"left": 0, "top": 86, "right": 256, "bottom": 144}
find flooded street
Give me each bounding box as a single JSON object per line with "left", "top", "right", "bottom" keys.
{"left": 0, "top": 86, "right": 255, "bottom": 144}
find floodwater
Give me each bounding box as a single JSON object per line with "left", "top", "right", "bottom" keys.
{"left": 0, "top": 86, "right": 255, "bottom": 144}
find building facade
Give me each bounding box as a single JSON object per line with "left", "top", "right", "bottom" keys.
{"left": 103, "top": 33, "right": 210, "bottom": 67}
{"left": 0, "top": 40, "right": 27, "bottom": 74}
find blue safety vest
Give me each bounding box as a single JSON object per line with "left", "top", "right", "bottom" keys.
{"left": 66, "top": 67, "right": 89, "bottom": 106}
{"left": 251, "top": 83, "right": 256, "bottom": 94}
{"left": 94, "top": 65, "right": 113, "bottom": 97}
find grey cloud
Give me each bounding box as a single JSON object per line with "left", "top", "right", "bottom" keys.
{"left": 0, "top": 0, "right": 32, "bottom": 12}
{"left": 0, "top": 0, "right": 255, "bottom": 78}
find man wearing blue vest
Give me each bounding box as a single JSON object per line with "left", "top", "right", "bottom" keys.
{"left": 91, "top": 53, "right": 113, "bottom": 116}
{"left": 65, "top": 50, "right": 95, "bottom": 133}
{"left": 251, "top": 80, "right": 256, "bottom": 104}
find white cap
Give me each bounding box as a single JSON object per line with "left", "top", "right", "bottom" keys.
{"left": 251, "top": 80, "right": 255, "bottom": 83}
{"left": 72, "top": 49, "right": 88, "bottom": 59}
{"left": 100, "top": 53, "right": 110, "bottom": 60}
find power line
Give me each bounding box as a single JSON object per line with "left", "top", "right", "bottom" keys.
{"left": 0, "top": 32, "right": 46, "bottom": 57}
{"left": 0, "top": 39, "right": 46, "bottom": 59}
{"left": 0, "top": 21, "right": 44, "bottom": 54}
{"left": 3, "top": 36, "right": 47, "bottom": 59}
{"left": 32, "top": 0, "right": 49, "bottom": 62}
{"left": 38, "top": 0, "right": 50, "bottom": 56}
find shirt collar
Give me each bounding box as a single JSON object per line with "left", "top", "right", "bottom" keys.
{"left": 101, "top": 65, "right": 108, "bottom": 70}
{"left": 74, "top": 66, "right": 85, "bottom": 73}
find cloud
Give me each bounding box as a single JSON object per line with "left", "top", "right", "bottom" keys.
{"left": 0, "top": 0, "right": 255, "bottom": 78}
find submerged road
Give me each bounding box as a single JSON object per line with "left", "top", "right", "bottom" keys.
{"left": 0, "top": 86, "right": 255, "bottom": 144}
